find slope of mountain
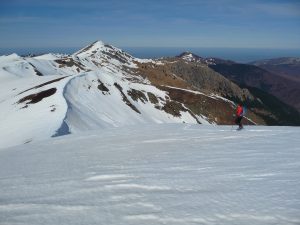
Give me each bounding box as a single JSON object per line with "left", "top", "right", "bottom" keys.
{"left": 0, "top": 41, "right": 226, "bottom": 149}
{"left": 0, "top": 41, "right": 299, "bottom": 149}
{"left": 251, "top": 57, "right": 300, "bottom": 81}
{"left": 208, "top": 59, "right": 300, "bottom": 112}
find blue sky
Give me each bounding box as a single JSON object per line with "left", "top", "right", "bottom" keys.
{"left": 0, "top": 0, "right": 300, "bottom": 48}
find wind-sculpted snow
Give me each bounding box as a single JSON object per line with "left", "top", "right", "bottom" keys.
{"left": 0, "top": 74, "right": 73, "bottom": 149}
{"left": 0, "top": 124, "right": 299, "bottom": 225}
{"left": 63, "top": 70, "right": 199, "bottom": 133}
{"left": 0, "top": 41, "right": 208, "bottom": 149}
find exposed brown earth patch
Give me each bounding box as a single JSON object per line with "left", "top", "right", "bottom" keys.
{"left": 162, "top": 100, "right": 185, "bottom": 117}
{"left": 104, "top": 48, "right": 132, "bottom": 65}
{"left": 147, "top": 92, "right": 159, "bottom": 105}
{"left": 105, "top": 44, "right": 132, "bottom": 60}
{"left": 18, "top": 76, "right": 68, "bottom": 95}
{"left": 114, "top": 83, "right": 141, "bottom": 114}
{"left": 160, "top": 99, "right": 201, "bottom": 124}
{"left": 97, "top": 79, "right": 110, "bottom": 94}
{"left": 135, "top": 59, "right": 253, "bottom": 103}
{"left": 55, "top": 58, "right": 86, "bottom": 71}
{"left": 127, "top": 89, "right": 147, "bottom": 103}
{"left": 135, "top": 61, "right": 191, "bottom": 89}
{"left": 28, "top": 63, "right": 43, "bottom": 76}
{"left": 160, "top": 86, "right": 260, "bottom": 125}
{"left": 92, "top": 60, "right": 105, "bottom": 68}
{"left": 18, "top": 88, "right": 57, "bottom": 105}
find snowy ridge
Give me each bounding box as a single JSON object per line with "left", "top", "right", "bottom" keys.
{"left": 73, "top": 40, "right": 106, "bottom": 57}
{"left": 178, "top": 52, "right": 216, "bottom": 65}
{"left": 73, "top": 40, "right": 138, "bottom": 69}
{"left": 63, "top": 70, "right": 199, "bottom": 133}
{"left": 0, "top": 75, "right": 73, "bottom": 148}
{"left": 181, "top": 52, "right": 201, "bottom": 62}
{"left": 0, "top": 40, "right": 215, "bottom": 149}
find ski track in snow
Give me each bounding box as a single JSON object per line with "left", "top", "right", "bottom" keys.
{"left": 0, "top": 124, "right": 300, "bottom": 225}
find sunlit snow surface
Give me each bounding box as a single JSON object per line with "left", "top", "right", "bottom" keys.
{"left": 0, "top": 124, "right": 300, "bottom": 225}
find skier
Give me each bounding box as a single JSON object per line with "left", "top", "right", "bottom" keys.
{"left": 235, "top": 103, "right": 244, "bottom": 130}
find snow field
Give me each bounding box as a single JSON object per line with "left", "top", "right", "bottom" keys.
{"left": 0, "top": 124, "right": 299, "bottom": 225}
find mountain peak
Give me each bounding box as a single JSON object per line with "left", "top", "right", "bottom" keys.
{"left": 73, "top": 40, "right": 105, "bottom": 57}
{"left": 90, "top": 40, "right": 105, "bottom": 48}
{"left": 177, "top": 51, "right": 203, "bottom": 62}
{"left": 177, "top": 51, "right": 205, "bottom": 63}
{"left": 178, "top": 51, "right": 201, "bottom": 58}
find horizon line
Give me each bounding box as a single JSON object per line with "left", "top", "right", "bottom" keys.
{"left": 1, "top": 46, "right": 300, "bottom": 50}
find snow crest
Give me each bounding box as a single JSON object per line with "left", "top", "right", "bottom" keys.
{"left": 0, "top": 41, "right": 208, "bottom": 149}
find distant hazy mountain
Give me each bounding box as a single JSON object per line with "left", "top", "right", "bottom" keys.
{"left": 250, "top": 57, "right": 300, "bottom": 81}
{"left": 208, "top": 58, "right": 300, "bottom": 112}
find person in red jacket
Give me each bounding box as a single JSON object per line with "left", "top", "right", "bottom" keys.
{"left": 235, "top": 103, "right": 244, "bottom": 129}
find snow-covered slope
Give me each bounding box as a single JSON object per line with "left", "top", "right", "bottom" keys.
{"left": 0, "top": 124, "right": 299, "bottom": 225}
{"left": 1, "top": 41, "right": 223, "bottom": 149}
{"left": 0, "top": 75, "right": 72, "bottom": 148}
{"left": 0, "top": 53, "right": 38, "bottom": 80}
{"left": 64, "top": 71, "right": 198, "bottom": 133}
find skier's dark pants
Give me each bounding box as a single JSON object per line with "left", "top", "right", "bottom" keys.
{"left": 235, "top": 116, "right": 243, "bottom": 128}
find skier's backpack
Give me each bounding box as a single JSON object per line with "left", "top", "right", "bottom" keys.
{"left": 242, "top": 106, "right": 247, "bottom": 116}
